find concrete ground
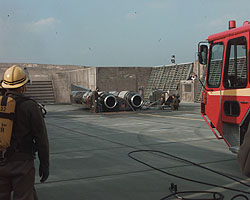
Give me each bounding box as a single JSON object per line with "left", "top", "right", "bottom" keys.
{"left": 35, "top": 103, "right": 250, "bottom": 200}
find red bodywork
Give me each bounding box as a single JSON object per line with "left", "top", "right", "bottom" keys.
{"left": 201, "top": 21, "right": 250, "bottom": 148}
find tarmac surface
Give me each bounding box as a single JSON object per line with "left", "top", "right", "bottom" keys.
{"left": 35, "top": 103, "right": 250, "bottom": 200}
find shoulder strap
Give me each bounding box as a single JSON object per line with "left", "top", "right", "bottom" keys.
{"left": 0, "top": 96, "right": 15, "bottom": 120}
{"left": 1, "top": 95, "right": 8, "bottom": 106}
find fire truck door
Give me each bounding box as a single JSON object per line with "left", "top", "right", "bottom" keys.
{"left": 221, "top": 37, "right": 248, "bottom": 147}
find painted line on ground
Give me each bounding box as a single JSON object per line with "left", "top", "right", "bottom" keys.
{"left": 138, "top": 113, "right": 204, "bottom": 121}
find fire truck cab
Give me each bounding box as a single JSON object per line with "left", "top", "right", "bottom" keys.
{"left": 198, "top": 20, "right": 250, "bottom": 153}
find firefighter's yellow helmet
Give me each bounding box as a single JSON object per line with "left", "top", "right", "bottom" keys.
{"left": 2, "top": 65, "right": 29, "bottom": 89}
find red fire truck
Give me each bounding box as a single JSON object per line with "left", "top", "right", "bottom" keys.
{"left": 198, "top": 20, "right": 250, "bottom": 153}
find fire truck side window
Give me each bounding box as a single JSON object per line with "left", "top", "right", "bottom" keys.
{"left": 207, "top": 43, "right": 224, "bottom": 88}
{"left": 223, "top": 37, "right": 247, "bottom": 88}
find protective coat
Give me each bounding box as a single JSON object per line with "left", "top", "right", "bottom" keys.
{"left": 0, "top": 91, "right": 49, "bottom": 200}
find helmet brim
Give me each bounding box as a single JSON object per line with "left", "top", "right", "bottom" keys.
{"left": 2, "top": 77, "right": 29, "bottom": 89}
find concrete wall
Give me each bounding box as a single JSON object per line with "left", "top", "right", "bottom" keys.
{"left": 0, "top": 63, "right": 204, "bottom": 103}
{"left": 96, "top": 67, "right": 152, "bottom": 93}
{"left": 0, "top": 63, "right": 151, "bottom": 103}
{"left": 0, "top": 63, "right": 88, "bottom": 103}
{"left": 53, "top": 68, "right": 97, "bottom": 103}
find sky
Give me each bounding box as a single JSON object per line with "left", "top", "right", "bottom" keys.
{"left": 0, "top": 0, "right": 250, "bottom": 67}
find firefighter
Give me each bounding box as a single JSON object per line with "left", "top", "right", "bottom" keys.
{"left": 160, "top": 93, "right": 165, "bottom": 105}
{"left": 0, "top": 65, "right": 49, "bottom": 200}
{"left": 92, "top": 87, "right": 99, "bottom": 113}
{"left": 170, "top": 94, "right": 179, "bottom": 111}
{"left": 165, "top": 94, "right": 173, "bottom": 106}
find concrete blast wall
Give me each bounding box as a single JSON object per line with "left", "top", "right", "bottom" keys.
{"left": 54, "top": 67, "right": 152, "bottom": 103}
{"left": 0, "top": 63, "right": 205, "bottom": 103}
{"left": 0, "top": 64, "right": 152, "bottom": 103}
{"left": 96, "top": 67, "right": 152, "bottom": 93}
{"left": 53, "top": 68, "right": 96, "bottom": 103}
{"left": 0, "top": 63, "right": 92, "bottom": 103}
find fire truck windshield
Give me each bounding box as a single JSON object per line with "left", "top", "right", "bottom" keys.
{"left": 207, "top": 43, "right": 224, "bottom": 88}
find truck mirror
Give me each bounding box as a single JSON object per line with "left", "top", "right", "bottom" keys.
{"left": 198, "top": 44, "right": 208, "bottom": 65}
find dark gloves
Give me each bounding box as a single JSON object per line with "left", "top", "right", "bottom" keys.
{"left": 39, "top": 164, "right": 49, "bottom": 183}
